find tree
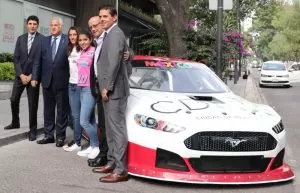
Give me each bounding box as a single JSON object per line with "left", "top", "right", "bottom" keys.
{"left": 75, "top": 0, "right": 116, "bottom": 29}
{"left": 269, "top": 3, "right": 300, "bottom": 61}
{"left": 155, "top": 0, "right": 190, "bottom": 58}
{"left": 249, "top": 0, "right": 283, "bottom": 60}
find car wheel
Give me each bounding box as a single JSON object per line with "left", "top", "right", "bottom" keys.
{"left": 284, "top": 85, "right": 290, "bottom": 88}
{"left": 259, "top": 83, "right": 264, "bottom": 88}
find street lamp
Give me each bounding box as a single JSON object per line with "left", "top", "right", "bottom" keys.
{"left": 216, "top": 0, "right": 224, "bottom": 78}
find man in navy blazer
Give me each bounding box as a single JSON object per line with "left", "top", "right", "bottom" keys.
{"left": 4, "top": 15, "right": 44, "bottom": 141}
{"left": 32, "top": 17, "right": 69, "bottom": 147}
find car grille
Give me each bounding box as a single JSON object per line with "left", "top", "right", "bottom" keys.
{"left": 189, "top": 156, "right": 271, "bottom": 173}
{"left": 184, "top": 131, "right": 277, "bottom": 152}
{"left": 261, "top": 80, "right": 289, "bottom": 83}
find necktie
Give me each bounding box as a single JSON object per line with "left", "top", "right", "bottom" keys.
{"left": 103, "top": 32, "right": 107, "bottom": 40}
{"left": 51, "top": 37, "right": 57, "bottom": 61}
{"left": 27, "top": 36, "right": 34, "bottom": 54}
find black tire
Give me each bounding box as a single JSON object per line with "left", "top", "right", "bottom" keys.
{"left": 259, "top": 83, "right": 264, "bottom": 88}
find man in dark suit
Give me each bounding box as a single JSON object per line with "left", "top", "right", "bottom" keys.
{"left": 4, "top": 15, "right": 44, "bottom": 141}
{"left": 32, "top": 17, "right": 69, "bottom": 147}
{"left": 93, "top": 6, "right": 130, "bottom": 183}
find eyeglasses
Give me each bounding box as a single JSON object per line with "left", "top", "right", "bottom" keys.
{"left": 89, "top": 22, "right": 100, "bottom": 30}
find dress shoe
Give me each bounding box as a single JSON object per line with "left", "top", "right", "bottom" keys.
{"left": 92, "top": 164, "right": 114, "bottom": 174}
{"left": 28, "top": 134, "right": 37, "bottom": 141}
{"left": 36, "top": 138, "right": 55, "bottom": 144}
{"left": 99, "top": 173, "right": 129, "bottom": 183}
{"left": 4, "top": 123, "right": 20, "bottom": 130}
{"left": 88, "top": 155, "right": 107, "bottom": 167}
{"left": 56, "top": 139, "right": 65, "bottom": 147}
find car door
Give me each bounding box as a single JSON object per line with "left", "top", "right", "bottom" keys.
{"left": 289, "top": 64, "right": 300, "bottom": 83}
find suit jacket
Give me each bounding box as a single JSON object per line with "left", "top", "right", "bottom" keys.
{"left": 91, "top": 37, "right": 133, "bottom": 98}
{"left": 37, "top": 34, "right": 69, "bottom": 89}
{"left": 97, "top": 25, "right": 130, "bottom": 99}
{"left": 13, "top": 32, "right": 44, "bottom": 81}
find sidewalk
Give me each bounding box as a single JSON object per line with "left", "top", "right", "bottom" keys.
{"left": 0, "top": 75, "right": 266, "bottom": 147}
{"left": 227, "top": 76, "right": 267, "bottom": 104}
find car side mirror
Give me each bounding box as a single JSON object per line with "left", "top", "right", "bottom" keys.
{"left": 258, "top": 68, "right": 261, "bottom": 71}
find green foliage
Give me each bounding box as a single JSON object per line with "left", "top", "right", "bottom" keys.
{"left": 0, "top": 62, "right": 15, "bottom": 80}
{"left": 139, "top": 0, "right": 263, "bottom": 69}
{"left": 249, "top": 0, "right": 283, "bottom": 60}
{"left": 138, "top": 28, "right": 168, "bottom": 56}
{"left": 0, "top": 53, "right": 13, "bottom": 63}
{"left": 120, "top": 2, "right": 161, "bottom": 26}
{"left": 268, "top": 3, "right": 300, "bottom": 61}
{"left": 185, "top": 28, "right": 216, "bottom": 66}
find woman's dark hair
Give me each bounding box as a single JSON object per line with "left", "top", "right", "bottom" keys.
{"left": 67, "top": 26, "right": 81, "bottom": 56}
{"left": 78, "top": 29, "right": 95, "bottom": 47}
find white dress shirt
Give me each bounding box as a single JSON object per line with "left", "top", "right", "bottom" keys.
{"left": 93, "top": 32, "right": 106, "bottom": 77}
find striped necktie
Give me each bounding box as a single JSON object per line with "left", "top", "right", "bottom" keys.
{"left": 27, "top": 35, "right": 34, "bottom": 54}
{"left": 51, "top": 37, "right": 57, "bottom": 61}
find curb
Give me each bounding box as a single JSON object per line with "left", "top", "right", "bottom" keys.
{"left": 251, "top": 76, "right": 268, "bottom": 105}
{"left": 0, "top": 126, "right": 44, "bottom": 147}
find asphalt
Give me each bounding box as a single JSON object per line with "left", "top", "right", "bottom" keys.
{"left": 0, "top": 75, "right": 265, "bottom": 147}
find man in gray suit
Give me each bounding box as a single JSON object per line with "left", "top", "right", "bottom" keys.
{"left": 94, "top": 6, "right": 130, "bottom": 183}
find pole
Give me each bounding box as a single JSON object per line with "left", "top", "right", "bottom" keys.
{"left": 237, "top": 0, "right": 242, "bottom": 77}
{"left": 216, "top": 0, "right": 224, "bottom": 78}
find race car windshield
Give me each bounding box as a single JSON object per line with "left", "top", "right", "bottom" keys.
{"left": 129, "top": 60, "right": 229, "bottom": 93}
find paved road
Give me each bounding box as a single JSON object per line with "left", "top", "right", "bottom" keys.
{"left": 0, "top": 71, "right": 299, "bottom": 193}
{"left": 252, "top": 69, "right": 300, "bottom": 193}
{"left": 0, "top": 139, "right": 296, "bottom": 193}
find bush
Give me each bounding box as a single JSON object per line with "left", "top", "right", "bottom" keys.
{"left": 0, "top": 53, "right": 14, "bottom": 63}
{"left": 0, "top": 62, "right": 15, "bottom": 80}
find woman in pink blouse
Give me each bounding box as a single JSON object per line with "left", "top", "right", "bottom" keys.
{"left": 76, "top": 30, "right": 99, "bottom": 159}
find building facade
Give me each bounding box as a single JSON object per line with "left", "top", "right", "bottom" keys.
{"left": 0, "top": 0, "right": 75, "bottom": 53}
{"left": 0, "top": 0, "right": 157, "bottom": 53}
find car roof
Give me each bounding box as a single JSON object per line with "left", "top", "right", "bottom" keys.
{"left": 133, "top": 55, "right": 205, "bottom": 65}
{"left": 263, "top": 61, "right": 284, "bottom": 64}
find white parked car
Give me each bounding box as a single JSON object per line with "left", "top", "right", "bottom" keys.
{"left": 259, "top": 61, "right": 290, "bottom": 88}
{"left": 126, "top": 56, "right": 294, "bottom": 184}
{"left": 288, "top": 63, "right": 300, "bottom": 83}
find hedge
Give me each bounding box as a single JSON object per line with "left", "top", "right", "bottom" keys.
{"left": 0, "top": 62, "right": 15, "bottom": 80}
{"left": 0, "top": 53, "right": 13, "bottom": 63}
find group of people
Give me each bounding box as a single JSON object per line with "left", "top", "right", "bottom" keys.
{"left": 4, "top": 6, "right": 131, "bottom": 183}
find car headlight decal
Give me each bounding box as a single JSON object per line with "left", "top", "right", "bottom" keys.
{"left": 261, "top": 74, "right": 268, "bottom": 77}
{"left": 272, "top": 120, "right": 284, "bottom": 134}
{"left": 134, "top": 114, "right": 186, "bottom": 133}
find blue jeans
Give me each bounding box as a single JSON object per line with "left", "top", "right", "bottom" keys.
{"left": 80, "top": 87, "right": 98, "bottom": 147}
{"left": 68, "top": 84, "right": 82, "bottom": 146}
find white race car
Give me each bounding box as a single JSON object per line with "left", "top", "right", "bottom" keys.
{"left": 126, "top": 56, "right": 294, "bottom": 184}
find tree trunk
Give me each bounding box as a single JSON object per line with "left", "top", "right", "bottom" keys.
{"left": 75, "top": 0, "right": 117, "bottom": 29}
{"left": 155, "top": 0, "right": 189, "bottom": 58}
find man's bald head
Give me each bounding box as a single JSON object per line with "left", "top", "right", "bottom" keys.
{"left": 88, "top": 16, "right": 103, "bottom": 39}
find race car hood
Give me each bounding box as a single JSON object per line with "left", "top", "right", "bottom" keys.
{"left": 129, "top": 89, "right": 281, "bottom": 131}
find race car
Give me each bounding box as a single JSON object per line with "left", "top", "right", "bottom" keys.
{"left": 126, "top": 55, "right": 295, "bottom": 184}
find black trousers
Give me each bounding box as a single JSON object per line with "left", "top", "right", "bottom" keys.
{"left": 96, "top": 85, "right": 108, "bottom": 157}
{"left": 10, "top": 79, "right": 40, "bottom": 133}
{"left": 42, "top": 82, "right": 68, "bottom": 140}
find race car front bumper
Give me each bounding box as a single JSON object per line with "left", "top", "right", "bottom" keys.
{"left": 127, "top": 142, "right": 295, "bottom": 184}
